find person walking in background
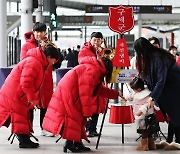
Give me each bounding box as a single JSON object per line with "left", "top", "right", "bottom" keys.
{"left": 66, "top": 48, "right": 75, "bottom": 68}
{"left": 42, "top": 57, "right": 125, "bottom": 153}
{"left": 0, "top": 43, "right": 60, "bottom": 148}
{"left": 20, "top": 22, "right": 54, "bottom": 137}
{"left": 169, "top": 45, "right": 179, "bottom": 61}
{"left": 126, "top": 77, "right": 157, "bottom": 151}
{"left": 134, "top": 37, "right": 180, "bottom": 150}
{"left": 73, "top": 45, "right": 81, "bottom": 66}
{"left": 148, "top": 36, "right": 160, "bottom": 48}
{"left": 78, "top": 32, "right": 107, "bottom": 137}
{"left": 63, "top": 49, "right": 67, "bottom": 60}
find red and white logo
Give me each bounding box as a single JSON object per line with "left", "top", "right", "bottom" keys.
{"left": 108, "top": 5, "right": 134, "bottom": 34}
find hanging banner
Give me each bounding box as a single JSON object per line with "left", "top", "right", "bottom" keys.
{"left": 112, "top": 38, "right": 130, "bottom": 67}
{"left": 108, "top": 5, "right": 134, "bottom": 34}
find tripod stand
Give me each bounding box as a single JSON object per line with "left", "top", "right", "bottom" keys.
{"left": 135, "top": 123, "right": 167, "bottom": 141}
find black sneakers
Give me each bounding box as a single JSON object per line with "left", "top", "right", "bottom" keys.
{"left": 87, "top": 131, "right": 99, "bottom": 137}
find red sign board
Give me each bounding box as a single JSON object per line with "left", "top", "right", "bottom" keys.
{"left": 108, "top": 5, "right": 134, "bottom": 34}
{"left": 112, "top": 38, "right": 130, "bottom": 67}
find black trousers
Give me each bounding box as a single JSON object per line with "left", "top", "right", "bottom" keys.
{"left": 174, "top": 125, "right": 180, "bottom": 144}
{"left": 167, "top": 121, "right": 175, "bottom": 143}
{"left": 29, "top": 108, "right": 47, "bottom": 129}
{"left": 86, "top": 113, "right": 99, "bottom": 132}
{"left": 141, "top": 129, "right": 152, "bottom": 139}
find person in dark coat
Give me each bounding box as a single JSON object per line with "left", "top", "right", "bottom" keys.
{"left": 134, "top": 37, "right": 180, "bottom": 150}
{"left": 66, "top": 48, "right": 75, "bottom": 67}
{"left": 148, "top": 37, "right": 175, "bottom": 148}
{"left": 73, "top": 45, "right": 80, "bottom": 66}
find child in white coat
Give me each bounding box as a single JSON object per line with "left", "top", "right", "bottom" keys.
{"left": 126, "top": 77, "right": 156, "bottom": 151}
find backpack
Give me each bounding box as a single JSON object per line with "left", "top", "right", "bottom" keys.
{"left": 145, "top": 113, "right": 160, "bottom": 134}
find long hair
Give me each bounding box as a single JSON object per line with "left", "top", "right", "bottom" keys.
{"left": 100, "top": 57, "right": 113, "bottom": 83}
{"left": 133, "top": 37, "right": 175, "bottom": 78}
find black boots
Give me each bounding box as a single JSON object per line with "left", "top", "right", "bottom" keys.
{"left": 16, "top": 134, "right": 39, "bottom": 148}
{"left": 63, "top": 140, "right": 91, "bottom": 152}
{"left": 74, "top": 141, "right": 91, "bottom": 151}
{"left": 63, "top": 140, "right": 81, "bottom": 153}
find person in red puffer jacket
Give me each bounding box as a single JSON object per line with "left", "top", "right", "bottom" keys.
{"left": 0, "top": 43, "right": 60, "bottom": 148}
{"left": 78, "top": 32, "right": 107, "bottom": 137}
{"left": 20, "top": 22, "right": 54, "bottom": 137}
{"left": 42, "top": 57, "right": 125, "bottom": 152}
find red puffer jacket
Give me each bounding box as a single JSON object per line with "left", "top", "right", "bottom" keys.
{"left": 78, "top": 42, "right": 107, "bottom": 114}
{"left": 20, "top": 31, "right": 53, "bottom": 108}
{"left": 0, "top": 47, "right": 48, "bottom": 134}
{"left": 78, "top": 42, "right": 97, "bottom": 60}
{"left": 42, "top": 57, "right": 118, "bottom": 142}
{"left": 20, "top": 31, "right": 38, "bottom": 60}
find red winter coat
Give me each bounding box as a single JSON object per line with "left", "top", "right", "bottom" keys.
{"left": 78, "top": 41, "right": 107, "bottom": 114}
{"left": 78, "top": 42, "right": 97, "bottom": 60}
{"left": 20, "top": 31, "right": 38, "bottom": 60}
{"left": 0, "top": 47, "right": 48, "bottom": 134}
{"left": 42, "top": 57, "right": 118, "bottom": 142}
{"left": 20, "top": 31, "right": 53, "bottom": 108}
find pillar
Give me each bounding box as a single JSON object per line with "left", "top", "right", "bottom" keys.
{"left": 0, "top": 0, "right": 7, "bottom": 67}
{"left": 138, "top": 14, "right": 142, "bottom": 38}
{"left": 35, "top": 0, "right": 43, "bottom": 22}
{"left": 21, "top": 0, "right": 33, "bottom": 45}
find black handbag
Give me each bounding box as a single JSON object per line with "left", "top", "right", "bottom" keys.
{"left": 145, "top": 113, "right": 160, "bottom": 134}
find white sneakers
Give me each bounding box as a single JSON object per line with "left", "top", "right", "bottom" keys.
{"left": 41, "top": 130, "right": 54, "bottom": 137}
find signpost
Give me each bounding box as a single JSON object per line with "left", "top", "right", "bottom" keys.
{"left": 112, "top": 38, "right": 130, "bottom": 67}
{"left": 96, "top": 5, "right": 135, "bottom": 149}
{"left": 86, "top": 5, "right": 172, "bottom": 14}
{"left": 108, "top": 6, "right": 134, "bottom": 34}
{"left": 110, "top": 69, "right": 138, "bottom": 83}
{"left": 50, "top": 12, "right": 58, "bottom": 29}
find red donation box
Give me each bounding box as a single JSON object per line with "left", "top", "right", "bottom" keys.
{"left": 108, "top": 5, "right": 134, "bottom": 34}
{"left": 109, "top": 104, "right": 134, "bottom": 124}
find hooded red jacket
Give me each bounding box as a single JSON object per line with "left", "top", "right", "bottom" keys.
{"left": 20, "top": 31, "right": 38, "bottom": 60}
{"left": 78, "top": 41, "right": 107, "bottom": 113}
{"left": 0, "top": 47, "right": 48, "bottom": 134}
{"left": 42, "top": 57, "right": 118, "bottom": 142}
{"left": 20, "top": 31, "right": 53, "bottom": 108}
